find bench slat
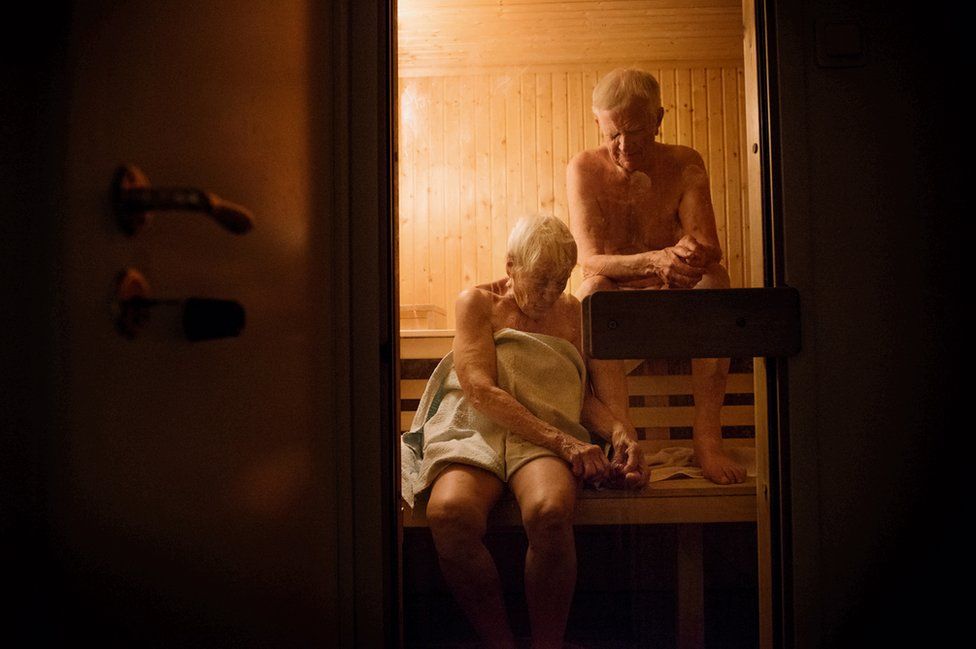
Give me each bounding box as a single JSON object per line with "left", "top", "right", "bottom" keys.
{"left": 627, "top": 373, "right": 754, "bottom": 395}
{"left": 630, "top": 405, "right": 754, "bottom": 427}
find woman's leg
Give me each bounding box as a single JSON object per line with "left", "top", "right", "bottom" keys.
{"left": 426, "top": 464, "right": 512, "bottom": 648}
{"left": 508, "top": 457, "right": 580, "bottom": 649}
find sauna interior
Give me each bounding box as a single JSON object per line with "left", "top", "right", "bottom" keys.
{"left": 397, "top": 0, "right": 768, "bottom": 646}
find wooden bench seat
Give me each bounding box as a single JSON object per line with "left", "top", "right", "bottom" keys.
{"left": 403, "top": 438, "right": 757, "bottom": 527}
{"left": 399, "top": 330, "right": 759, "bottom": 648}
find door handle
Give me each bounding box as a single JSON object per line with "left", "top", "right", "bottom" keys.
{"left": 114, "top": 268, "right": 246, "bottom": 341}
{"left": 113, "top": 165, "right": 255, "bottom": 236}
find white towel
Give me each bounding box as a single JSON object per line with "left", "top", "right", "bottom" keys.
{"left": 645, "top": 445, "right": 757, "bottom": 482}
{"left": 401, "top": 328, "right": 589, "bottom": 507}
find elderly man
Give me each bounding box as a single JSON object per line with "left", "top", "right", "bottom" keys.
{"left": 568, "top": 68, "right": 746, "bottom": 485}
{"left": 401, "top": 215, "right": 644, "bottom": 649}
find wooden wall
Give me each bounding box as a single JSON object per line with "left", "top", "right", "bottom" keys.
{"left": 398, "top": 1, "right": 750, "bottom": 329}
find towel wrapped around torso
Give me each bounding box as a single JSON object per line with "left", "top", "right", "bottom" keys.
{"left": 401, "top": 328, "right": 590, "bottom": 507}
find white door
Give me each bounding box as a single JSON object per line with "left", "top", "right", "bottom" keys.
{"left": 48, "top": 2, "right": 363, "bottom": 645}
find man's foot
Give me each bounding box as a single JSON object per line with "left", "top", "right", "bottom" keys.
{"left": 695, "top": 443, "right": 746, "bottom": 485}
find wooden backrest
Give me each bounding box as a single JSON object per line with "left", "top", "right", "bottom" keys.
{"left": 400, "top": 333, "right": 755, "bottom": 440}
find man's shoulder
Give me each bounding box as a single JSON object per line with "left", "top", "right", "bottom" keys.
{"left": 656, "top": 142, "right": 706, "bottom": 168}
{"left": 568, "top": 148, "right": 610, "bottom": 174}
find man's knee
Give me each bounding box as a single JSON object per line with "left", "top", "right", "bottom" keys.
{"left": 427, "top": 498, "right": 488, "bottom": 558}
{"left": 695, "top": 263, "right": 730, "bottom": 290}
{"left": 576, "top": 274, "right": 617, "bottom": 298}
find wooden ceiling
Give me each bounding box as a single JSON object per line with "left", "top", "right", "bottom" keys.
{"left": 398, "top": 0, "right": 745, "bottom": 75}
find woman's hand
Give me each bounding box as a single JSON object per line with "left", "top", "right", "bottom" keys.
{"left": 557, "top": 434, "right": 611, "bottom": 484}
{"left": 607, "top": 431, "right": 649, "bottom": 489}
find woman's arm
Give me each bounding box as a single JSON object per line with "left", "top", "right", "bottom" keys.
{"left": 453, "top": 288, "right": 609, "bottom": 482}
{"left": 570, "top": 299, "right": 649, "bottom": 489}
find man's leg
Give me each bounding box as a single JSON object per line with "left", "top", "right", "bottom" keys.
{"left": 576, "top": 275, "right": 638, "bottom": 437}
{"left": 508, "top": 456, "right": 580, "bottom": 649}
{"left": 692, "top": 264, "right": 746, "bottom": 484}
{"left": 426, "top": 464, "right": 513, "bottom": 648}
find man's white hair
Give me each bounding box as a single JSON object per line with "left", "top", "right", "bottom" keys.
{"left": 591, "top": 68, "right": 662, "bottom": 114}
{"left": 506, "top": 215, "right": 577, "bottom": 274}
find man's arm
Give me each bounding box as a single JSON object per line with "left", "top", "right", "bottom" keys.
{"left": 674, "top": 149, "right": 723, "bottom": 267}
{"left": 567, "top": 153, "right": 703, "bottom": 288}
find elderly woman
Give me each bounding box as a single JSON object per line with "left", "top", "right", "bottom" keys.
{"left": 401, "top": 215, "right": 647, "bottom": 649}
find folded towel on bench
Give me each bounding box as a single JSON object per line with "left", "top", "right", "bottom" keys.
{"left": 645, "top": 445, "right": 757, "bottom": 482}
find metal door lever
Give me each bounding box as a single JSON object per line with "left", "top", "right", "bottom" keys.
{"left": 114, "top": 268, "right": 245, "bottom": 341}
{"left": 113, "top": 165, "right": 254, "bottom": 235}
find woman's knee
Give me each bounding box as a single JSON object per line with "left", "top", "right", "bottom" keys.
{"left": 521, "top": 495, "right": 576, "bottom": 547}
{"left": 427, "top": 497, "right": 488, "bottom": 557}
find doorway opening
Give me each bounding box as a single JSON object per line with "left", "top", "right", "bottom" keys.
{"left": 393, "top": 1, "right": 775, "bottom": 646}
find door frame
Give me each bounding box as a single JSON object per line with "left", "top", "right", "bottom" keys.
{"left": 331, "top": 0, "right": 400, "bottom": 646}
{"left": 344, "top": 1, "right": 797, "bottom": 646}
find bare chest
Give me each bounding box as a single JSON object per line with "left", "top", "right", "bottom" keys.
{"left": 491, "top": 301, "right": 576, "bottom": 342}
{"left": 595, "top": 169, "right": 684, "bottom": 252}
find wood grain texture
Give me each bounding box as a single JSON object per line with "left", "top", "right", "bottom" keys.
{"left": 398, "top": 66, "right": 751, "bottom": 326}
{"left": 399, "top": 0, "right": 744, "bottom": 75}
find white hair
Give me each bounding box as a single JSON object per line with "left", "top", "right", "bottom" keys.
{"left": 506, "top": 215, "right": 577, "bottom": 275}
{"left": 591, "top": 68, "right": 662, "bottom": 115}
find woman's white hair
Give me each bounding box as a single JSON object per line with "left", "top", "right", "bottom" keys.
{"left": 506, "top": 215, "right": 577, "bottom": 274}
{"left": 592, "top": 68, "right": 661, "bottom": 114}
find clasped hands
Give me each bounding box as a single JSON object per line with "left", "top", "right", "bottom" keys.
{"left": 648, "top": 234, "right": 717, "bottom": 288}
{"left": 562, "top": 430, "right": 649, "bottom": 490}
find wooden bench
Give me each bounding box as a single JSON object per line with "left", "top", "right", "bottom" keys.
{"left": 399, "top": 330, "right": 758, "bottom": 648}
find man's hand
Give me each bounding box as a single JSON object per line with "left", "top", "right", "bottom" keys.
{"left": 647, "top": 245, "right": 705, "bottom": 288}
{"left": 558, "top": 435, "right": 611, "bottom": 484}
{"left": 607, "top": 431, "right": 649, "bottom": 489}
{"left": 670, "top": 234, "right": 717, "bottom": 268}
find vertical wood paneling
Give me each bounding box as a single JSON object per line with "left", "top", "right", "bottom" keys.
{"left": 428, "top": 78, "right": 446, "bottom": 315}
{"left": 691, "top": 68, "right": 708, "bottom": 164}
{"left": 399, "top": 66, "right": 752, "bottom": 327}
{"left": 491, "top": 75, "right": 510, "bottom": 287}
{"left": 706, "top": 68, "right": 727, "bottom": 263}
{"left": 536, "top": 74, "right": 554, "bottom": 215}
{"left": 443, "top": 77, "right": 462, "bottom": 309}
{"left": 583, "top": 71, "right": 600, "bottom": 151}
{"left": 551, "top": 72, "right": 569, "bottom": 223}
{"left": 723, "top": 67, "right": 743, "bottom": 289}
{"left": 475, "top": 75, "right": 493, "bottom": 285}
{"left": 566, "top": 72, "right": 586, "bottom": 293}
{"left": 520, "top": 74, "right": 539, "bottom": 216}
{"left": 676, "top": 68, "right": 693, "bottom": 146}
{"left": 661, "top": 69, "right": 678, "bottom": 145}
{"left": 398, "top": 79, "right": 415, "bottom": 306}
{"left": 414, "top": 78, "right": 431, "bottom": 306}
{"left": 503, "top": 75, "right": 522, "bottom": 272}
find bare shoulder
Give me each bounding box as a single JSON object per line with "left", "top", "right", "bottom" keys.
{"left": 560, "top": 292, "right": 582, "bottom": 312}
{"left": 667, "top": 144, "right": 708, "bottom": 179}
{"left": 556, "top": 293, "right": 583, "bottom": 328}
{"left": 455, "top": 286, "right": 494, "bottom": 316}
{"left": 568, "top": 148, "right": 610, "bottom": 180}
